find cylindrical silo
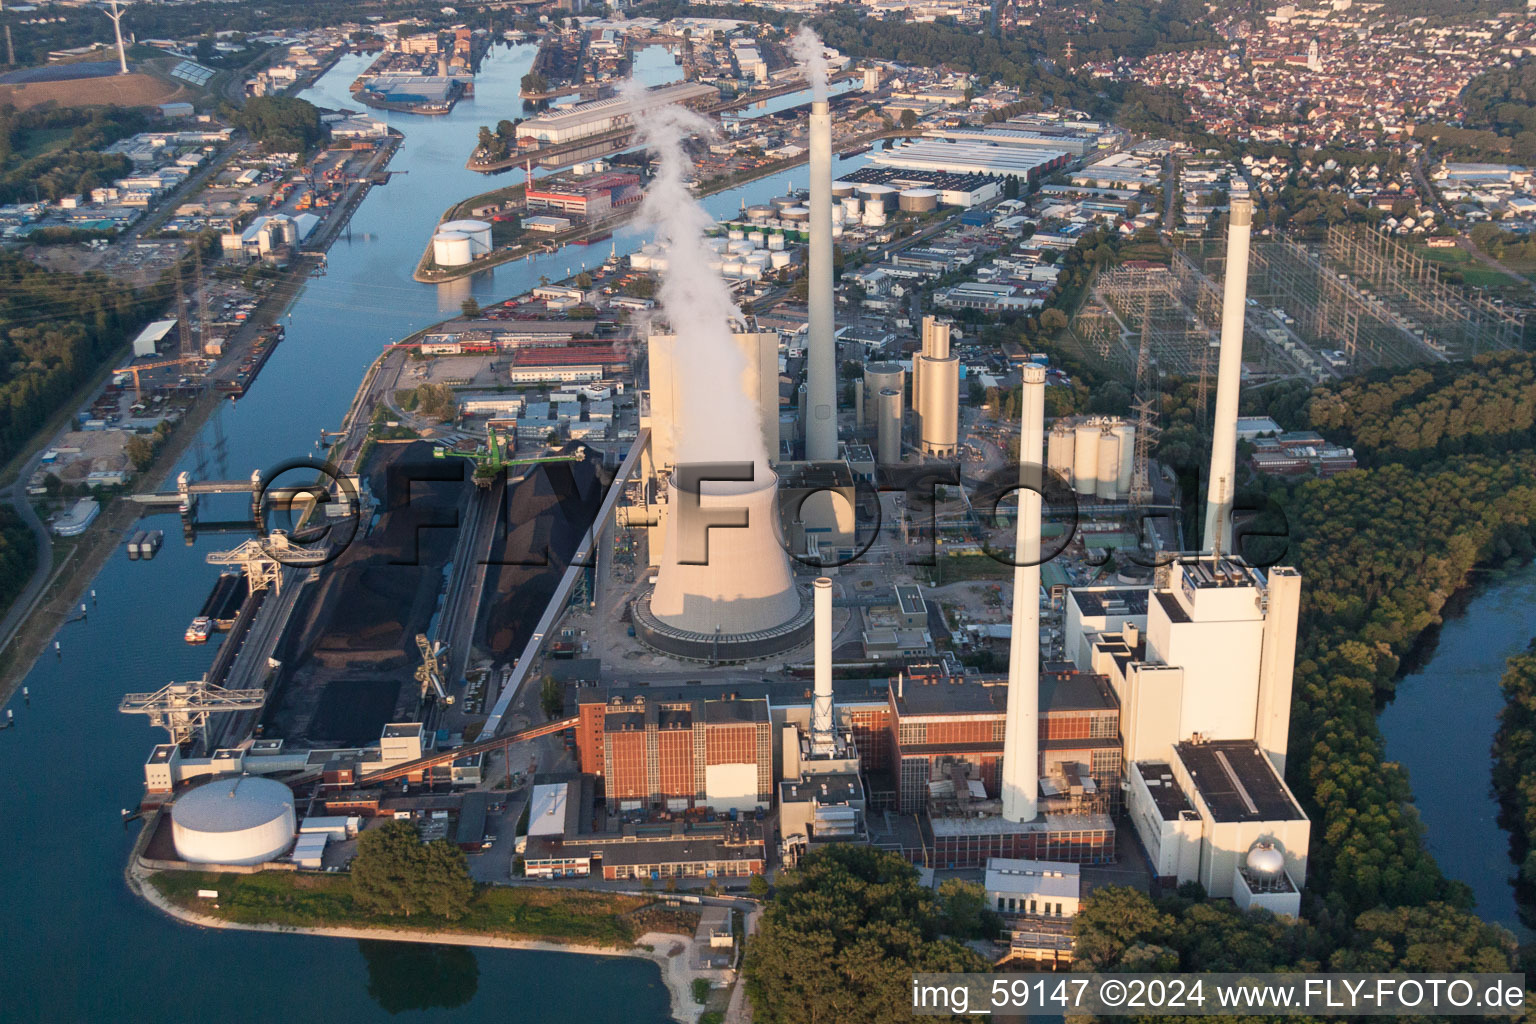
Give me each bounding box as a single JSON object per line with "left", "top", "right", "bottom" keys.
{"left": 862, "top": 205, "right": 887, "bottom": 228}
{"left": 877, "top": 388, "right": 902, "bottom": 465}
{"left": 1072, "top": 420, "right": 1100, "bottom": 497}
{"left": 1046, "top": 422, "right": 1075, "bottom": 490}
{"left": 1112, "top": 421, "right": 1136, "bottom": 497}
{"left": 916, "top": 357, "right": 958, "bottom": 457}
{"left": 842, "top": 197, "right": 861, "bottom": 220}
{"left": 1096, "top": 427, "right": 1121, "bottom": 501}
{"left": 863, "top": 362, "right": 904, "bottom": 427}
{"left": 440, "top": 218, "right": 492, "bottom": 255}
{"left": 433, "top": 231, "right": 473, "bottom": 267}
{"left": 170, "top": 776, "right": 296, "bottom": 866}
{"left": 899, "top": 188, "right": 939, "bottom": 213}
{"left": 853, "top": 379, "right": 865, "bottom": 430}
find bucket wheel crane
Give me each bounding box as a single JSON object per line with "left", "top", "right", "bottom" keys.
{"left": 415, "top": 633, "right": 454, "bottom": 706}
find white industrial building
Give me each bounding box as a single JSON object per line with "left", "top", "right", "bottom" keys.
{"left": 985, "top": 858, "right": 1081, "bottom": 918}
{"left": 869, "top": 139, "right": 1071, "bottom": 181}
{"left": 517, "top": 82, "right": 718, "bottom": 144}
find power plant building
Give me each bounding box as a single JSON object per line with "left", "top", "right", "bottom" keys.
{"left": 517, "top": 82, "right": 718, "bottom": 145}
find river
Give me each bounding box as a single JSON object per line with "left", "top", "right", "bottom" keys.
{"left": 0, "top": 43, "right": 875, "bottom": 1022}
{"left": 1379, "top": 563, "right": 1536, "bottom": 939}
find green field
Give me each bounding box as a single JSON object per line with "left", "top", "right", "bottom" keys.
{"left": 148, "top": 871, "right": 692, "bottom": 947}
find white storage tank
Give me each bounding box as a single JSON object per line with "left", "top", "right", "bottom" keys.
{"left": 1096, "top": 427, "right": 1121, "bottom": 501}
{"left": 1112, "top": 421, "right": 1136, "bottom": 496}
{"left": 769, "top": 249, "right": 792, "bottom": 269}
{"left": 728, "top": 239, "right": 756, "bottom": 254}
{"left": 842, "top": 197, "right": 862, "bottom": 219}
{"left": 439, "top": 218, "right": 492, "bottom": 255}
{"left": 1072, "top": 420, "right": 1101, "bottom": 497}
{"left": 1046, "top": 422, "right": 1076, "bottom": 490}
{"left": 432, "top": 231, "right": 473, "bottom": 267}
{"left": 767, "top": 234, "right": 786, "bottom": 251}
{"left": 722, "top": 259, "right": 745, "bottom": 277}
{"left": 171, "top": 776, "right": 296, "bottom": 866}
{"left": 862, "top": 205, "right": 887, "bottom": 228}
{"left": 858, "top": 183, "right": 897, "bottom": 210}
{"left": 747, "top": 231, "right": 765, "bottom": 246}
{"left": 728, "top": 228, "right": 745, "bottom": 241}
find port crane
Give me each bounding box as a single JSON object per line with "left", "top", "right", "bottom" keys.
{"left": 113, "top": 355, "right": 204, "bottom": 398}
{"left": 414, "top": 633, "right": 455, "bottom": 706}
{"left": 119, "top": 677, "right": 266, "bottom": 749}
{"left": 206, "top": 531, "right": 327, "bottom": 595}
{"left": 432, "top": 418, "right": 585, "bottom": 486}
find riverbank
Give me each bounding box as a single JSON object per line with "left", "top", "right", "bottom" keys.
{"left": 127, "top": 857, "right": 708, "bottom": 1023}
{"left": 0, "top": 138, "right": 403, "bottom": 709}
{"left": 416, "top": 126, "right": 902, "bottom": 283}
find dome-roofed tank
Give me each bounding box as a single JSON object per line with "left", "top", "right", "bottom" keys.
{"left": 171, "top": 776, "right": 296, "bottom": 866}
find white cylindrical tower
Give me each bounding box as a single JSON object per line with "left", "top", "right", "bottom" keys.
{"left": 648, "top": 472, "right": 801, "bottom": 636}
{"left": 1072, "top": 420, "right": 1100, "bottom": 497}
{"left": 877, "top": 388, "right": 902, "bottom": 465}
{"left": 1113, "top": 421, "right": 1136, "bottom": 497}
{"left": 805, "top": 100, "right": 837, "bottom": 462}
{"left": 1096, "top": 428, "right": 1121, "bottom": 501}
{"left": 853, "top": 379, "right": 865, "bottom": 430}
{"left": 1047, "top": 422, "right": 1076, "bottom": 490}
{"left": 1002, "top": 364, "right": 1045, "bottom": 823}
{"left": 811, "top": 577, "right": 835, "bottom": 754}
{"left": 1204, "top": 193, "right": 1253, "bottom": 552}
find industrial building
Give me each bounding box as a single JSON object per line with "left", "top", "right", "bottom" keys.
{"left": 834, "top": 166, "right": 1002, "bottom": 208}
{"left": 517, "top": 82, "right": 718, "bottom": 145}
{"left": 168, "top": 775, "right": 296, "bottom": 866}
{"left": 868, "top": 139, "right": 1072, "bottom": 183}
{"left": 524, "top": 172, "right": 641, "bottom": 221}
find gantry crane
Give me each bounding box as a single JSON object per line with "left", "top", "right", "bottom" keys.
{"left": 113, "top": 355, "right": 203, "bottom": 398}
{"left": 119, "top": 677, "right": 266, "bottom": 749}
{"left": 206, "top": 530, "right": 327, "bottom": 595}
{"left": 432, "top": 419, "right": 586, "bottom": 486}
{"left": 414, "top": 633, "right": 454, "bottom": 705}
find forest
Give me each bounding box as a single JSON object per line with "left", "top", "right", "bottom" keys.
{"left": 0, "top": 253, "right": 166, "bottom": 468}
{"left": 1492, "top": 641, "right": 1536, "bottom": 926}
{"left": 0, "top": 504, "right": 39, "bottom": 625}
{"left": 227, "top": 97, "right": 326, "bottom": 155}
{"left": 0, "top": 105, "right": 147, "bottom": 204}
{"left": 1415, "top": 57, "right": 1536, "bottom": 161}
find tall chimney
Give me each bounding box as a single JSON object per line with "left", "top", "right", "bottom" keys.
{"left": 811, "top": 577, "right": 835, "bottom": 754}
{"left": 1002, "top": 363, "right": 1046, "bottom": 823}
{"left": 805, "top": 99, "right": 837, "bottom": 462}
{"left": 1203, "top": 192, "right": 1253, "bottom": 554}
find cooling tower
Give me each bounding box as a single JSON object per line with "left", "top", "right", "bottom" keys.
{"left": 636, "top": 471, "right": 811, "bottom": 662}
{"left": 805, "top": 99, "right": 837, "bottom": 462}
{"left": 1096, "top": 428, "right": 1120, "bottom": 501}
{"left": 1072, "top": 420, "right": 1100, "bottom": 497}
{"left": 1002, "top": 364, "right": 1046, "bottom": 823}
{"left": 1046, "top": 423, "right": 1076, "bottom": 490}
{"left": 877, "top": 388, "right": 902, "bottom": 465}
{"left": 1204, "top": 193, "right": 1253, "bottom": 552}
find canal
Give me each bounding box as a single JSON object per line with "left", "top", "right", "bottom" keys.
{"left": 0, "top": 43, "right": 876, "bottom": 1022}
{"left": 1379, "top": 563, "right": 1536, "bottom": 939}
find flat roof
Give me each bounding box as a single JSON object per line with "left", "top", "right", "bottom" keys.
{"left": 1175, "top": 740, "right": 1304, "bottom": 823}
{"left": 1070, "top": 587, "right": 1149, "bottom": 618}
{"left": 382, "top": 723, "right": 422, "bottom": 738}
{"left": 521, "top": 81, "right": 716, "bottom": 131}
{"left": 985, "top": 858, "right": 1081, "bottom": 899}
{"left": 1135, "top": 761, "right": 1195, "bottom": 821}
{"left": 528, "top": 782, "right": 573, "bottom": 838}
{"left": 895, "top": 584, "right": 926, "bottom": 616}
{"left": 780, "top": 773, "right": 861, "bottom": 804}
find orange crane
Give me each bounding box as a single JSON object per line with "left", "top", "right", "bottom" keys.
{"left": 113, "top": 355, "right": 200, "bottom": 398}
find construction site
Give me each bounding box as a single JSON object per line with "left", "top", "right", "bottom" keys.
{"left": 1072, "top": 225, "right": 1527, "bottom": 389}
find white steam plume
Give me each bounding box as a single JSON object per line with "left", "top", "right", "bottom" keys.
{"left": 621, "top": 80, "right": 767, "bottom": 476}
{"left": 791, "top": 25, "right": 829, "bottom": 103}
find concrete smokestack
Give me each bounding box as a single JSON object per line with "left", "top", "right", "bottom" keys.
{"left": 853, "top": 379, "right": 865, "bottom": 431}
{"left": 1002, "top": 363, "right": 1046, "bottom": 823}
{"left": 876, "top": 388, "right": 901, "bottom": 465}
{"left": 811, "top": 577, "right": 835, "bottom": 754}
{"left": 805, "top": 99, "right": 837, "bottom": 461}
{"left": 1203, "top": 193, "right": 1253, "bottom": 554}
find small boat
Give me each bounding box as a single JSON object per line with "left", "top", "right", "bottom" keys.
{"left": 184, "top": 616, "right": 212, "bottom": 644}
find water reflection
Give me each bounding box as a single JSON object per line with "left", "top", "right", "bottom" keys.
{"left": 360, "top": 941, "right": 480, "bottom": 1014}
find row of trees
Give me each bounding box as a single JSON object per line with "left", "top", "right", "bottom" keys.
{"left": 0, "top": 505, "right": 38, "bottom": 623}
{"left": 1492, "top": 641, "right": 1536, "bottom": 927}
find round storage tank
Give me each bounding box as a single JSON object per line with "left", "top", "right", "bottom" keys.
{"left": 171, "top": 776, "right": 296, "bottom": 866}
{"left": 728, "top": 228, "right": 745, "bottom": 241}
{"left": 857, "top": 183, "right": 897, "bottom": 210}
{"left": 439, "top": 218, "right": 492, "bottom": 255}
{"left": 747, "top": 231, "right": 764, "bottom": 246}
{"left": 769, "top": 249, "right": 792, "bottom": 269}
{"left": 1046, "top": 423, "right": 1076, "bottom": 490}
{"left": 842, "top": 197, "right": 862, "bottom": 218}
{"left": 781, "top": 205, "right": 810, "bottom": 223}
{"left": 1096, "top": 428, "right": 1121, "bottom": 501}
{"left": 746, "top": 204, "right": 774, "bottom": 222}
{"left": 1112, "top": 421, "right": 1136, "bottom": 496}
{"left": 862, "top": 205, "right": 887, "bottom": 228}
{"left": 832, "top": 179, "right": 858, "bottom": 198}
{"left": 771, "top": 194, "right": 801, "bottom": 211}
{"left": 767, "top": 234, "right": 786, "bottom": 251}
{"left": 1073, "top": 420, "right": 1101, "bottom": 497}
{"left": 899, "top": 188, "right": 939, "bottom": 213}
{"left": 728, "top": 239, "right": 756, "bottom": 254}
{"left": 723, "top": 259, "right": 745, "bottom": 276}
{"left": 432, "top": 231, "right": 473, "bottom": 267}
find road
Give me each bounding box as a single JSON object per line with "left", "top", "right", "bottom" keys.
{"left": 0, "top": 451, "right": 54, "bottom": 661}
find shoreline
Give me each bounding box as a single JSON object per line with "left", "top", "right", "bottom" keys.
{"left": 124, "top": 856, "right": 705, "bottom": 1023}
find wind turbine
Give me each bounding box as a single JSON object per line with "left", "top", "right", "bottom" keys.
{"left": 102, "top": 0, "right": 129, "bottom": 75}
